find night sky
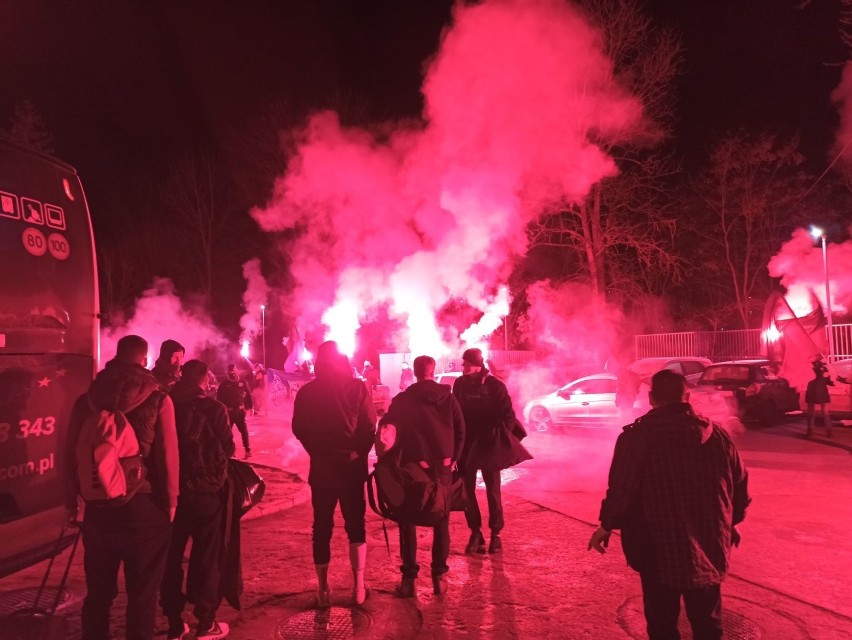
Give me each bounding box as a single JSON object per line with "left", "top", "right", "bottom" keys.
{"left": 2, "top": 1, "right": 845, "bottom": 190}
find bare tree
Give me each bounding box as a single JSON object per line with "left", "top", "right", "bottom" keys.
{"left": 162, "top": 154, "right": 231, "bottom": 306}
{"left": 528, "top": 0, "right": 682, "bottom": 301}
{"left": 1, "top": 99, "right": 55, "bottom": 154}
{"left": 688, "top": 133, "right": 810, "bottom": 328}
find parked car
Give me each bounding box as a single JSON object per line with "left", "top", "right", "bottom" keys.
{"left": 690, "top": 360, "right": 799, "bottom": 426}
{"left": 827, "top": 358, "right": 852, "bottom": 414}
{"left": 523, "top": 373, "right": 619, "bottom": 432}
{"left": 628, "top": 357, "right": 712, "bottom": 386}
{"left": 436, "top": 371, "right": 463, "bottom": 387}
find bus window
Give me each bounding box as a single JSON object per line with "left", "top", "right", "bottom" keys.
{"left": 0, "top": 139, "right": 98, "bottom": 577}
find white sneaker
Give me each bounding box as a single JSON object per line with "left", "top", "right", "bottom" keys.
{"left": 196, "top": 621, "right": 230, "bottom": 639}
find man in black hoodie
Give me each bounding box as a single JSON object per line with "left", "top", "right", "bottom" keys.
{"left": 151, "top": 339, "right": 185, "bottom": 390}
{"left": 161, "top": 359, "right": 235, "bottom": 640}
{"left": 292, "top": 341, "right": 376, "bottom": 607}
{"left": 589, "top": 369, "right": 750, "bottom": 640}
{"left": 65, "top": 335, "right": 179, "bottom": 640}
{"left": 380, "top": 355, "right": 465, "bottom": 597}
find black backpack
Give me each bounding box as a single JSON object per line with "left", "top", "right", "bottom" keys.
{"left": 368, "top": 450, "right": 448, "bottom": 527}
{"left": 178, "top": 400, "right": 228, "bottom": 494}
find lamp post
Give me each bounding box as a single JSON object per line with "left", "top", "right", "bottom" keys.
{"left": 810, "top": 226, "right": 835, "bottom": 363}
{"left": 260, "top": 305, "right": 267, "bottom": 368}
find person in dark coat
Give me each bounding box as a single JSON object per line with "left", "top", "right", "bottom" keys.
{"left": 161, "top": 360, "right": 235, "bottom": 640}
{"left": 292, "top": 341, "right": 377, "bottom": 607}
{"left": 452, "top": 348, "right": 521, "bottom": 555}
{"left": 65, "top": 335, "right": 179, "bottom": 640}
{"left": 217, "top": 364, "right": 252, "bottom": 459}
{"left": 151, "top": 339, "right": 186, "bottom": 390}
{"left": 805, "top": 358, "right": 834, "bottom": 438}
{"left": 589, "top": 369, "right": 750, "bottom": 640}
{"left": 399, "top": 361, "right": 414, "bottom": 391}
{"left": 379, "top": 355, "right": 465, "bottom": 597}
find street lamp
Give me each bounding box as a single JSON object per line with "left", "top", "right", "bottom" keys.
{"left": 810, "top": 226, "right": 835, "bottom": 363}
{"left": 260, "top": 305, "right": 267, "bottom": 368}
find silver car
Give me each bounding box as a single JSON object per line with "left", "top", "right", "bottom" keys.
{"left": 523, "top": 373, "right": 619, "bottom": 432}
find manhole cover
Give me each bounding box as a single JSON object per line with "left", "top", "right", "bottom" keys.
{"left": 618, "top": 596, "right": 761, "bottom": 639}
{"left": 0, "top": 588, "right": 74, "bottom": 616}
{"left": 275, "top": 606, "right": 372, "bottom": 639}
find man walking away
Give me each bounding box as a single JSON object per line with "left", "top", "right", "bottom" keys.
{"left": 151, "top": 339, "right": 185, "bottom": 390}
{"left": 293, "top": 341, "right": 377, "bottom": 607}
{"left": 452, "top": 348, "right": 519, "bottom": 555}
{"left": 588, "top": 369, "right": 751, "bottom": 640}
{"left": 161, "top": 360, "right": 235, "bottom": 640}
{"left": 380, "top": 355, "right": 465, "bottom": 598}
{"left": 217, "top": 364, "right": 252, "bottom": 459}
{"left": 65, "top": 335, "right": 179, "bottom": 640}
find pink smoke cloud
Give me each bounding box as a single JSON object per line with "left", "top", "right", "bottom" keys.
{"left": 252, "top": 0, "right": 645, "bottom": 354}
{"left": 100, "top": 278, "right": 230, "bottom": 368}
{"left": 239, "top": 258, "right": 270, "bottom": 342}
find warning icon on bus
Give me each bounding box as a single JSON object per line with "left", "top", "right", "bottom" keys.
{"left": 21, "top": 198, "right": 44, "bottom": 225}
{"left": 0, "top": 192, "right": 19, "bottom": 219}
{"left": 45, "top": 204, "right": 66, "bottom": 230}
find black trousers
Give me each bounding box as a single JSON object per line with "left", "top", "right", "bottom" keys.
{"left": 228, "top": 408, "right": 250, "bottom": 450}
{"left": 399, "top": 468, "right": 451, "bottom": 578}
{"left": 310, "top": 477, "right": 367, "bottom": 565}
{"left": 161, "top": 492, "right": 224, "bottom": 630}
{"left": 80, "top": 493, "right": 172, "bottom": 640}
{"left": 639, "top": 571, "right": 723, "bottom": 640}
{"left": 462, "top": 466, "right": 504, "bottom": 534}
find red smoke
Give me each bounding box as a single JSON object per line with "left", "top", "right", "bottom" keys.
{"left": 252, "top": 0, "right": 645, "bottom": 355}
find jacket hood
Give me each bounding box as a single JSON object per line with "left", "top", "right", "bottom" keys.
{"left": 405, "top": 379, "right": 452, "bottom": 405}
{"left": 87, "top": 359, "right": 160, "bottom": 412}
{"left": 635, "top": 402, "right": 713, "bottom": 445}
{"left": 170, "top": 379, "right": 207, "bottom": 405}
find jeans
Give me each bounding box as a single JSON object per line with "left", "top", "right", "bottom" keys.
{"left": 310, "top": 477, "right": 367, "bottom": 565}
{"left": 228, "top": 408, "right": 250, "bottom": 450}
{"left": 639, "top": 571, "right": 723, "bottom": 640}
{"left": 463, "top": 466, "right": 503, "bottom": 534}
{"left": 399, "top": 467, "right": 451, "bottom": 578}
{"left": 81, "top": 493, "right": 172, "bottom": 640}
{"left": 160, "top": 492, "right": 224, "bottom": 630}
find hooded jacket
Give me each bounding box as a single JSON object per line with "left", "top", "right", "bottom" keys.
{"left": 380, "top": 379, "right": 465, "bottom": 466}
{"left": 170, "top": 380, "right": 235, "bottom": 493}
{"left": 151, "top": 339, "right": 185, "bottom": 390}
{"left": 292, "top": 370, "right": 377, "bottom": 486}
{"left": 599, "top": 402, "right": 750, "bottom": 589}
{"left": 452, "top": 369, "right": 518, "bottom": 462}
{"left": 65, "top": 359, "right": 179, "bottom": 511}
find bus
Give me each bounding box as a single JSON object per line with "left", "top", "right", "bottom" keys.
{"left": 0, "top": 138, "right": 99, "bottom": 577}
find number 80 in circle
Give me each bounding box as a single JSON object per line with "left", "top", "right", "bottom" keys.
{"left": 22, "top": 227, "right": 47, "bottom": 256}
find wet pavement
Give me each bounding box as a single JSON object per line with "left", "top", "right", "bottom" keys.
{"left": 1, "top": 407, "right": 851, "bottom": 638}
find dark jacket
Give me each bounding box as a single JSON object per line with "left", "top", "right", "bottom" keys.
{"left": 452, "top": 370, "right": 519, "bottom": 462}
{"left": 599, "top": 402, "right": 750, "bottom": 589}
{"left": 217, "top": 376, "right": 250, "bottom": 410}
{"left": 170, "top": 380, "right": 236, "bottom": 493}
{"left": 292, "top": 371, "right": 377, "bottom": 486}
{"left": 380, "top": 380, "right": 465, "bottom": 466}
{"left": 65, "top": 359, "right": 179, "bottom": 512}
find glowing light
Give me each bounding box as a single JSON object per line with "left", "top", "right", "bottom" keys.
{"left": 322, "top": 299, "right": 359, "bottom": 358}
{"left": 763, "top": 324, "right": 782, "bottom": 343}
{"left": 461, "top": 286, "right": 511, "bottom": 347}
{"left": 260, "top": 304, "right": 265, "bottom": 310}
{"left": 301, "top": 347, "right": 313, "bottom": 362}
{"left": 810, "top": 225, "right": 824, "bottom": 240}
{"left": 240, "top": 340, "right": 250, "bottom": 358}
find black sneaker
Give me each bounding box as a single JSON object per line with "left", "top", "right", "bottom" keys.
{"left": 488, "top": 534, "right": 503, "bottom": 554}
{"left": 465, "top": 531, "right": 486, "bottom": 555}
{"left": 196, "top": 621, "right": 230, "bottom": 640}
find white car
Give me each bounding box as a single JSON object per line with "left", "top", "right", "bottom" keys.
{"left": 523, "top": 373, "right": 619, "bottom": 432}
{"left": 436, "top": 371, "right": 463, "bottom": 387}
{"left": 628, "top": 357, "right": 712, "bottom": 386}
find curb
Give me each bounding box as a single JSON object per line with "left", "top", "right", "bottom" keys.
{"left": 242, "top": 463, "right": 312, "bottom": 522}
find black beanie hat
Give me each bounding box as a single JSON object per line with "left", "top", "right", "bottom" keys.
{"left": 462, "top": 348, "right": 485, "bottom": 368}
{"left": 159, "top": 339, "right": 185, "bottom": 359}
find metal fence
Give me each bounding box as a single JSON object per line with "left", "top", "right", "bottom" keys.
{"left": 635, "top": 325, "right": 852, "bottom": 362}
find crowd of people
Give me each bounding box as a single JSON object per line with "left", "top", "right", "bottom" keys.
{"left": 65, "top": 336, "right": 754, "bottom": 640}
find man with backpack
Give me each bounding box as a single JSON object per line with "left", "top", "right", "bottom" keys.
{"left": 379, "top": 355, "right": 465, "bottom": 597}
{"left": 161, "top": 359, "right": 235, "bottom": 640}
{"left": 217, "top": 364, "right": 252, "bottom": 459}
{"left": 65, "top": 335, "right": 179, "bottom": 640}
